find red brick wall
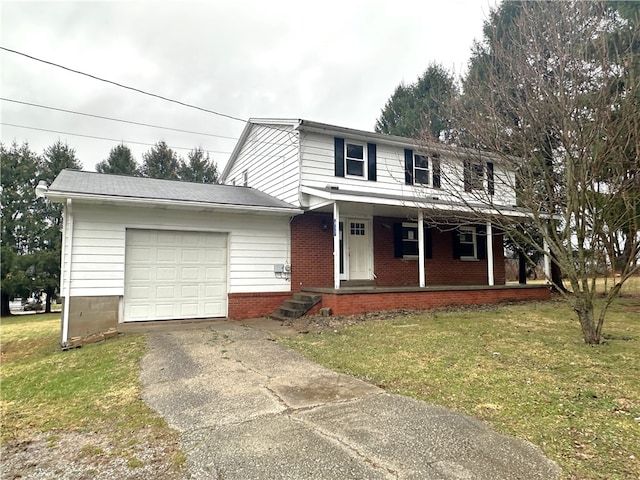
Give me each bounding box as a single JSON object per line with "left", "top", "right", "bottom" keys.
{"left": 319, "top": 286, "right": 550, "bottom": 316}
{"left": 290, "top": 212, "right": 334, "bottom": 291}
{"left": 227, "top": 292, "right": 291, "bottom": 319}
{"left": 291, "top": 213, "right": 507, "bottom": 289}
{"left": 373, "top": 217, "right": 506, "bottom": 287}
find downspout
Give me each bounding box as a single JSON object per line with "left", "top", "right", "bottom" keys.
{"left": 61, "top": 198, "right": 73, "bottom": 346}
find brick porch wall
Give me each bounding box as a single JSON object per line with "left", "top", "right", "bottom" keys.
{"left": 290, "top": 212, "right": 334, "bottom": 292}
{"left": 227, "top": 292, "right": 291, "bottom": 319}
{"left": 290, "top": 212, "right": 507, "bottom": 289}
{"left": 318, "top": 286, "right": 550, "bottom": 316}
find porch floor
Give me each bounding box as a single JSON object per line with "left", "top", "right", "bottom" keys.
{"left": 302, "top": 282, "right": 547, "bottom": 295}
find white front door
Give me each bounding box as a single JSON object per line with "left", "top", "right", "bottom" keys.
{"left": 346, "top": 219, "right": 372, "bottom": 280}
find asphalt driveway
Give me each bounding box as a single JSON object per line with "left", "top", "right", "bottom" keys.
{"left": 140, "top": 321, "right": 561, "bottom": 479}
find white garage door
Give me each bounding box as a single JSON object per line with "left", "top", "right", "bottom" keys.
{"left": 124, "top": 229, "right": 227, "bottom": 322}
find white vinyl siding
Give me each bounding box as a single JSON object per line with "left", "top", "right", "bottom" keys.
{"left": 224, "top": 124, "right": 300, "bottom": 206}
{"left": 64, "top": 203, "right": 292, "bottom": 299}
{"left": 299, "top": 132, "right": 516, "bottom": 208}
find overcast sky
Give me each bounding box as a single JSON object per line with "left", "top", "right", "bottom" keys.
{"left": 1, "top": 0, "right": 495, "bottom": 173}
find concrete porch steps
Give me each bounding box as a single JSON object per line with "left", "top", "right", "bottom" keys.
{"left": 269, "top": 293, "right": 322, "bottom": 322}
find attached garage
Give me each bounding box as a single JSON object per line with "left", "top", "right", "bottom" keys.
{"left": 124, "top": 229, "right": 228, "bottom": 321}
{"left": 44, "top": 170, "right": 301, "bottom": 346}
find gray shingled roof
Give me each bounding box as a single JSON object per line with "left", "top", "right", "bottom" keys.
{"left": 48, "top": 170, "right": 299, "bottom": 211}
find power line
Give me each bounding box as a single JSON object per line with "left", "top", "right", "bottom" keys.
{"left": 2, "top": 122, "right": 232, "bottom": 155}
{"left": 1, "top": 46, "right": 247, "bottom": 123}
{"left": 0, "top": 98, "right": 239, "bottom": 140}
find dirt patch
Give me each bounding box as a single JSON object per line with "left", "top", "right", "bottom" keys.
{"left": 0, "top": 429, "right": 189, "bottom": 480}
{"left": 281, "top": 309, "right": 419, "bottom": 334}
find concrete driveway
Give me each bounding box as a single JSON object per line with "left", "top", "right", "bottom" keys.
{"left": 140, "top": 321, "right": 560, "bottom": 479}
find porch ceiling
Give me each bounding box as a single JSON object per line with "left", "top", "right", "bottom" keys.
{"left": 300, "top": 186, "right": 529, "bottom": 222}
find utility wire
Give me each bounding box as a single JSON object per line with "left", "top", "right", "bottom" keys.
{"left": 2, "top": 122, "right": 232, "bottom": 155}
{"left": 0, "top": 98, "right": 239, "bottom": 140}
{"left": 1, "top": 46, "right": 247, "bottom": 123}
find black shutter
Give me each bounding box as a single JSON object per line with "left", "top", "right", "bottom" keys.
{"left": 477, "top": 225, "right": 487, "bottom": 260}
{"left": 404, "top": 149, "right": 414, "bottom": 185}
{"left": 367, "top": 143, "right": 377, "bottom": 181}
{"left": 393, "top": 223, "right": 404, "bottom": 258}
{"left": 334, "top": 137, "right": 345, "bottom": 177}
{"left": 424, "top": 227, "right": 433, "bottom": 259}
{"left": 452, "top": 230, "right": 461, "bottom": 259}
{"left": 463, "top": 159, "right": 472, "bottom": 192}
{"left": 487, "top": 162, "right": 494, "bottom": 196}
{"left": 432, "top": 155, "right": 441, "bottom": 188}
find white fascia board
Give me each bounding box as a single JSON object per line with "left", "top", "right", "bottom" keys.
{"left": 45, "top": 191, "right": 302, "bottom": 216}
{"left": 300, "top": 185, "right": 531, "bottom": 219}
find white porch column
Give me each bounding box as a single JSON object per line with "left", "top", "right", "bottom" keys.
{"left": 486, "top": 221, "right": 494, "bottom": 286}
{"left": 543, "top": 238, "right": 552, "bottom": 282}
{"left": 333, "top": 201, "right": 341, "bottom": 290}
{"left": 418, "top": 210, "right": 426, "bottom": 287}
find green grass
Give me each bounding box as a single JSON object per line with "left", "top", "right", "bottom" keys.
{"left": 0, "top": 313, "right": 182, "bottom": 468}
{"left": 284, "top": 297, "right": 640, "bottom": 480}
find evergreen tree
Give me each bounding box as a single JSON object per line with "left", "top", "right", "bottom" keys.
{"left": 178, "top": 147, "right": 218, "bottom": 183}
{"left": 139, "top": 141, "right": 180, "bottom": 180}
{"left": 375, "top": 63, "right": 457, "bottom": 141}
{"left": 0, "top": 142, "right": 40, "bottom": 316}
{"left": 96, "top": 144, "right": 138, "bottom": 176}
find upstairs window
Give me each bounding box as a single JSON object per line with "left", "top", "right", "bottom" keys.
{"left": 405, "top": 149, "right": 441, "bottom": 188}
{"left": 464, "top": 160, "right": 494, "bottom": 195}
{"left": 334, "top": 137, "right": 377, "bottom": 181}
{"left": 414, "top": 154, "right": 429, "bottom": 185}
{"left": 346, "top": 142, "right": 365, "bottom": 177}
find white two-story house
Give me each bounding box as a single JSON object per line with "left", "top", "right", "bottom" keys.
{"left": 221, "top": 118, "right": 549, "bottom": 318}
{"left": 43, "top": 118, "right": 549, "bottom": 346}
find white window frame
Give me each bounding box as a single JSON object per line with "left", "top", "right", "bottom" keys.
{"left": 459, "top": 226, "right": 478, "bottom": 260}
{"left": 402, "top": 222, "right": 419, "bottom": 259}
{"left": 413, "top": 153, "right": 430, "bottom": 186}
{"left": 345, "top": 141, "right": 366, "bottom": 178}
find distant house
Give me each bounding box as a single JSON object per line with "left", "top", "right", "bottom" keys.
{"left": 45, "top": 119, "right": 549, "bottom": 346}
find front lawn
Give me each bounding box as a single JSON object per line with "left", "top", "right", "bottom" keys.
{"left": 284, "top": 297, "right": 640, "bottom": 480}
{"left": 0, "top": 313, "right": 185, "bottom": 477}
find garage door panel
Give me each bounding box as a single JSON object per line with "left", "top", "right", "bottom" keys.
{"left": 181, "top": 267, "right": 199, "bottom": 280}
{"left": 180, "top": 285, "right": 199, "bottom": 298}
{"left": 205, "top": 249, "right": 225, "bottom": 263}
{"left": 156, "top": 285, "right": 176, "bottom": 298}
{"left": 156, "top": 249, "right": 177, "bottom": 262}
{"left": 205, "top": 267, "right": 225, "bottom": 281}
{"left": 129, "top": 247, "right": 151, "bottom": 262}
{"left": 156, "top": 267, "right": 176, "bottom": 281}
{"left": 130, "top": 267, "right": 151, "bottom": 281}
{"left": 125, "top": 229, "right": 227, "bottom": 322}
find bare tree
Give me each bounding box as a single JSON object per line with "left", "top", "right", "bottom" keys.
{"left": 431, "top": 1, "right": 639, "bottom": 344}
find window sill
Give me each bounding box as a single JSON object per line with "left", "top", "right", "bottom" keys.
{"left": 460, "top": 257, "right": 479, "bottom": 261}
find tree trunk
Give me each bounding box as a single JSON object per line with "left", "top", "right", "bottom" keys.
{"left": 551, "top": 260, "right": 567, "bottom": 293}
{"left": 1, "top": 292, "right": 12, "bottom": 317}
{"left": 518, "top": 251, "right": 527, "bottom": 284}
{"left": 575, "top": 300, "right": 601, "bottom": 344}
{"left": 44, "top": 287, "right": 53, "bottom": 313}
